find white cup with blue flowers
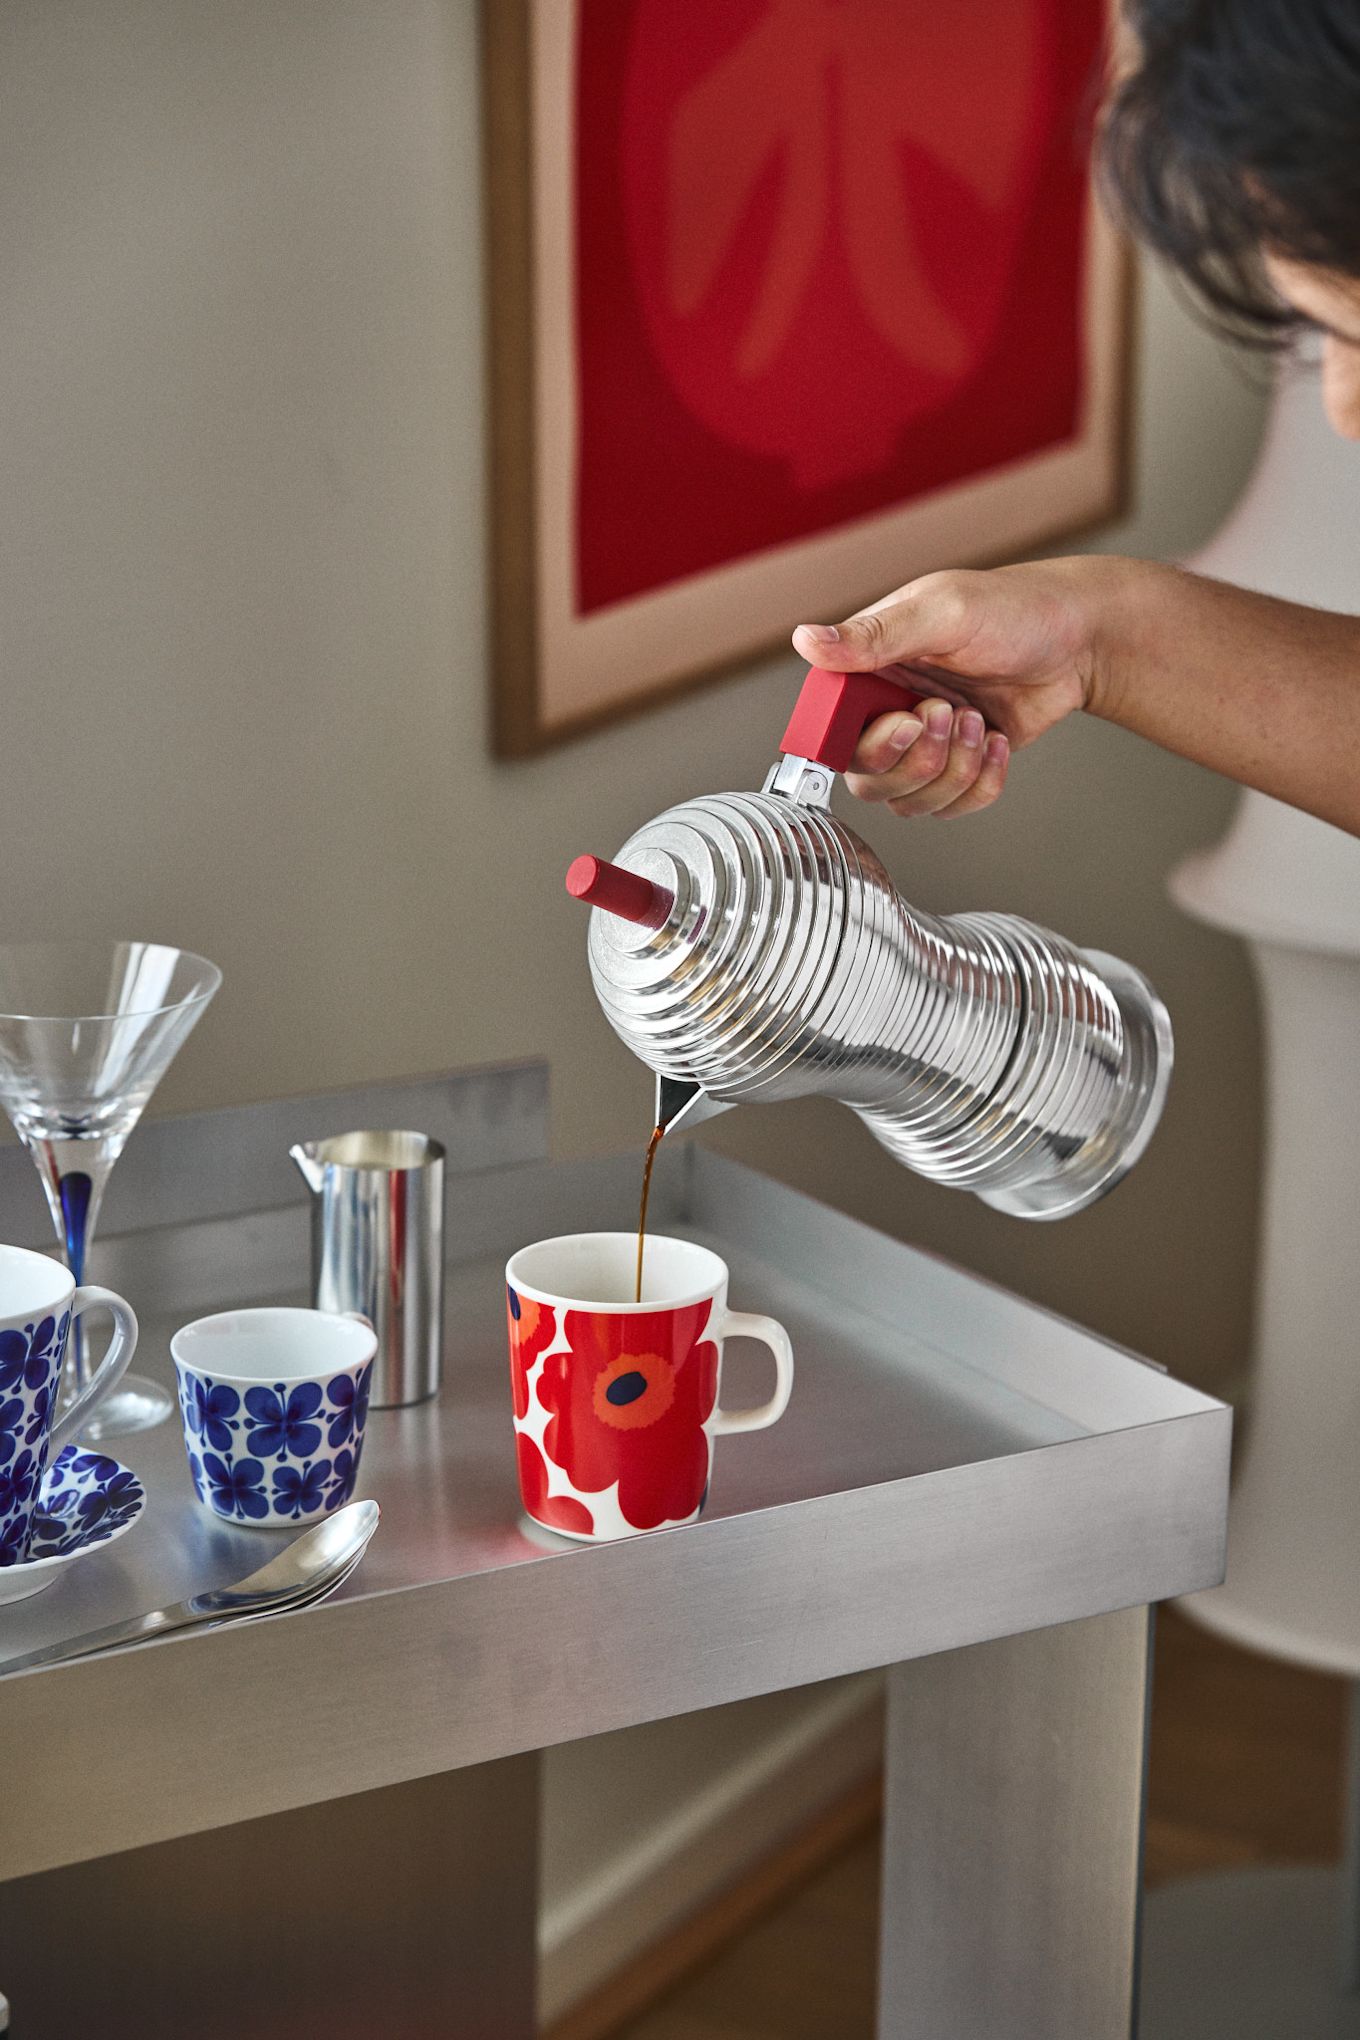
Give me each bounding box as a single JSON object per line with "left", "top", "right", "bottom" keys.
{"left": 172, "top": 1307, "right": 376, "bottom": 1528}
{"left": 0, "top": 1242, "right": 138, "bottom": 1564}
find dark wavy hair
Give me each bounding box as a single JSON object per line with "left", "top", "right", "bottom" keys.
{"left": 1101, "top": 0, "right": 1360, "bottom": 341}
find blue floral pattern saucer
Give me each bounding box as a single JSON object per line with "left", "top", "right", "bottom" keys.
{"left": 0, "top": 1446, "right": 145, "bottom": 1606}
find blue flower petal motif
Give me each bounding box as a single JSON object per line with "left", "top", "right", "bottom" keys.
{"left": 22, "top": 1316, "right": 57, "bottom": 1391}
{"left": 22, "top": 1382, "right": 53, "bottom": 1447}
{"left": 0, "top": 1329, "right": 28, "bottom": 1395}
{"left": 73, "top": 1452, "right": 120, "bottom": 1484}
{"left": 272, "top": 1460, "right": 329, "bottom": 1519}
{"left": 0, "top": 1449, "right": 39, "bottom": 1520}
{"left": 76, "top": 1467, "right": 142, "bottom": 1532}
{"left": 187, "top": 1375, "right": 241, "bottom": 1452}
{"left": 243, "top": 1381, "right": 323, "bottom": 1462}
{"left": 325, "top": 1362, "right": 373, "bottom": 1448}
{"left": 202, "top": 1451, "right": 270, "bottom": 1522}
{"left": 184, "top": 1378, "right": 205, "bottom": 1435}
{"left": 41, "top": 1310, "right": 68, "bottom": 1380}
{"left": 323, "top": 1447, "right": 360, "bottom": 1510}
{"left": 87, "top": 1500, "right": 140, "bottom": 1541}
{"left": 0, "top": 1396, "right": 24, "bottom": 1465}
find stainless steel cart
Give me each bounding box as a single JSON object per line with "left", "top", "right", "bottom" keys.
{"left": 0, "top": 1066, "right": 1229, "bottom": 2039}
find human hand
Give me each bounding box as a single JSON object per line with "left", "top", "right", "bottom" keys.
{"left": 792, "top": 557, "right": 1120, "bottom": 818}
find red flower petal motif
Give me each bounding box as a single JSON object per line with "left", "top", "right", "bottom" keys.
{"left": 507, "top": 1288, "right": 557, "bottom": 1420}
{"left": 515, "top": 1433, "right": 594, "bottom": 1537}
{"left": 539, "top": 1303, "right": 718, "bottom": 1531}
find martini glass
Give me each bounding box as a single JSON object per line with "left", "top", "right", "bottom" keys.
{"left": 0, "top": 942, "right": 222, "bottom": 1438}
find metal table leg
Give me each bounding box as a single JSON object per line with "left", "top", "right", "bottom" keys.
{"left": 878, "top": 1606, "right": 1152, "bottom": 2040}
{"left": 0, "top": 1752, "right": 539, "bottom": 2039}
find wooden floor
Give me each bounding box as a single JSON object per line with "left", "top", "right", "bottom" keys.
{"left": 607, "top": 1610, "right": 1349, "bottom": 2040}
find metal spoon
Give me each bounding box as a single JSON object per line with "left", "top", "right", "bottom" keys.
{"left": 0, "top": 1498, "right": 380, "bottom": 1676}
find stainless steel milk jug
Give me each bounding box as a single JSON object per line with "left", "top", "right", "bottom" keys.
{"left": 289, "top": 1130, "right": 445, "bottom": 1404}
{"left": 568, "top": 666, "right": 1172, "bottom": 1220}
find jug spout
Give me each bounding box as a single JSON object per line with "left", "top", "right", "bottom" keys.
{"left": 656, "top": 1075, "right": 733, "bottom": 1137}
{"left": 288, "top": 1141, "right": 326, "bottom": 1194}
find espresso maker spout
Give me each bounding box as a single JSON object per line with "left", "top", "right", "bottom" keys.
{"left": 567, "top": 665, "right": 1173, "bottom": 1220}
{"left": 655, "top": 1075, "right": 732, "bottom": 1137}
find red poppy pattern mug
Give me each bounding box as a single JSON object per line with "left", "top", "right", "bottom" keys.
{"left": 505, "top": 1232, "right": 794, "bottom": 1541}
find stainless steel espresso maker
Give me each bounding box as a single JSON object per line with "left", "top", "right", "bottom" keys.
{"left": 567, "top": 666, "right": 1172, "bottom": 1220}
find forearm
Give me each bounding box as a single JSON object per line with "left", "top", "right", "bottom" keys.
{"left": 1090, "top": 560, "right": 1360, "bottom": 834}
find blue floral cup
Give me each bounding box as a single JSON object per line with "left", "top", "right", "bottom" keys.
{"left": 0, "top": 1242, "right": 138, "bottom": 1564}
{"left": 172, "top": 1307, "right": 376, "bottom": 1528}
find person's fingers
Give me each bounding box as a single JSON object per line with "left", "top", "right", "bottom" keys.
{"left": 843, "top": 699, "right": 1011, "bottom": 818}
{"left": 886, "top": 708, "right": 989, "bottom": 817}
{"left": 792, "top": 573, "right": 974, "bottom": 672}
{"left": 845, "top": 699, "right": 953, "bottom": 804}
{"left": 848, "top": 708, "right": 925, "bottom": 776}
{"left": 933, "top": 732, "right": 1010, "bottom": 818}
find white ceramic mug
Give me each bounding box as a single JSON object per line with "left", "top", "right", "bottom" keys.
{"left": 505, "top": 1232, "right": 794, "bottom": 1542}
{"left": 172, "top": 1307, "right": 377, "bottom": 1528}
{"left": 0, "top": 1243, "right": 137, "bottom": 1561}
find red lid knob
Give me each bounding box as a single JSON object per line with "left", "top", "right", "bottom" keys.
{"left": 566, "top": 855, "right": 674, "bottom": 929}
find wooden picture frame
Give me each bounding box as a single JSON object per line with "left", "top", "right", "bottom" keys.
{"left": 483, "top": 1, "right": 1131, "bottom": 758}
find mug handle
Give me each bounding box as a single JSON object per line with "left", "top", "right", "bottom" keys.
{"left": 709, "top": 1308, "right": 794, "bottom": 1435}
{"left": 49, "top": 1287, "right": 139, "bottom": 1454}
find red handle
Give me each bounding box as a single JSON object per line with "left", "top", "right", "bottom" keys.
{"left": 779, "top": 666, "right": 924, "bottom": 773}
{"left": 566, "top": 854, "right": 674, "bottom": 929}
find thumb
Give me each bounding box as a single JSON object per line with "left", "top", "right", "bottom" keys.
{"left": 792, "top": 578, "right": 968, "bottom": 671}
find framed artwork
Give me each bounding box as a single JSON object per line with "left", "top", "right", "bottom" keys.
{"left": 483, "top": 0, "right": 1130, "bottom": 756}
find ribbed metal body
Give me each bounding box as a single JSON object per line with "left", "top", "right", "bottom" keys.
{"left": 588, "top": 790, "right": 1172, "bottom": 1219}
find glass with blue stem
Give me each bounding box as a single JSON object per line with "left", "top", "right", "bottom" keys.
{"left": 0, "top": 942, "right": 221, "bottom": 1438}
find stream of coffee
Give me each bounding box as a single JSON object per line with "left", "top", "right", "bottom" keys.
{"left": 636, "top": 1123, "right": 664, "bottom": 1302}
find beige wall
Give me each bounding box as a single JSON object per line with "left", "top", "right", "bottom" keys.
{"left": 0, "top": 0, "right": 1269, "bottom": 1392}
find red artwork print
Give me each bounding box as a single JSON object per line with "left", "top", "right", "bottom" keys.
{"left": 516, "top": 1433, "right": 595, "bottom": 1537}
{"left": 506, "top": 1288, "right": 558, "bottom": 1421}
{"left": 574, "top": 0, "right": 1101, "bottom": 609}
{"left": 538, "top": 1303, "right": 719, "bottom": 1531}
